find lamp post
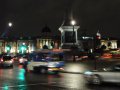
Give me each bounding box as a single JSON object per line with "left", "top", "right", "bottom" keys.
{"left": 4, "top": 22, "right": 13, "bottom": 54}
{"left": 7, "top": 22, "right": 13, "bottom": 37}
{"left": 1, "top": 22, "right": 13, "bottom": 38}
{"left": 71, "top": 20, "right": 76, "bottom": 62}
{"left": 71, "top": 20, "right": 76, "bottom": 43}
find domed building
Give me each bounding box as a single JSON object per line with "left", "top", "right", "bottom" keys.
{"left": 41, "top": 25, "right": 52, "bottom": 37}
{"left": 36, "top": 25, "right": 61, "bottom": 49}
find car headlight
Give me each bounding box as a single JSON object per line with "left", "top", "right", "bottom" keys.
{"left": 10, "top": 60, "right": 13, "bottom": 63}
{"left": 48, "top": 62, "right": 56, "bottom": 67}
{"left": 84, "top": 71, "right": 93, "bottom": 75}
{"left": 19, "top": 58, "right": 25, "bottom": 63}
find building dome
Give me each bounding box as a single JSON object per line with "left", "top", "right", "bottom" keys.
{"left": 41, "top": 25, "right": 51, "bottom": 33}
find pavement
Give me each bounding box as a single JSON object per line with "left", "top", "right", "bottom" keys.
{"left": 62, "top": 58, "right": 120, "bottom": 74}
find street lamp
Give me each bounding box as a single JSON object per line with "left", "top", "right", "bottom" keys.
{"left": 71, "top": 20, "right": 76, "bottom": 26}
{"left": 8, "top": 22, "right": 13, "bottom": 27}
{"left": 71, "top": 20, "right": 76, "bottom": 44}
{"left": 71, "top": 20, "right": 76, "bottom": 62}
{"left": 0, "top": 22, "right": 13, "bottom": 38}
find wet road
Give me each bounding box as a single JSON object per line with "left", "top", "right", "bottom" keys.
{"left": 0, "top": 62, "right": 120, "bottom": 90}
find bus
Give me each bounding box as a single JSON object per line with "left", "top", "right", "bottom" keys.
{"left": 27, "top": 49, "right": 65, "bottom": 74}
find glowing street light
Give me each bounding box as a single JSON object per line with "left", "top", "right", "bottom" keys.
{"left": 8, "top": 22, "right": 13, "bottom": 27}
{"left": 0, "top": 22, "right": 13, "bottom": 38}
{"left": 71, "top": 20, "right": 76, "bottom": 26}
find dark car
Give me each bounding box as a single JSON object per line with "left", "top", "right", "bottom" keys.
{"left": 0, "top": 55, "right": 13, "bottom": 67}
{"left": 18, "top": 55, "right": 28, "bottom": 64}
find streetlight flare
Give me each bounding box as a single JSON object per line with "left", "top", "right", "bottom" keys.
{"left": 71, "top": 20, "right": 76, "bottom": 25}
{"left": 8, "top": 22, "right": 13, "bottom": 27}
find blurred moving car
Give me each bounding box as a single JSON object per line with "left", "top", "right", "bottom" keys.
{"left": 27, "top": 49, "right": 65, "bottom": 74}
{"left": 0, "top": 55, "right": 13, "bottom": 67}
{"left": 12, "top": 56, "right": 18, "bottom": 61}
{"left": 112, "top": 54, "right": 120, "bottom": 58}
{"left": 101, "top": 53, "right": 112, "bottom": 59}
{"left": 84, "top": 63, "right": 120, "bottom": 85}
{"left": 19, "top": 55, "right": 28, "bottom": 64}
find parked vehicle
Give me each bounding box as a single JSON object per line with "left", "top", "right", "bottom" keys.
{"left": 27, "top": 49, "right": 65, "bottom": 74}
{"left": 84, "top": 63, "right": 120, "bottom": 85}
{"left": 0, "top": 55, "right": 13, "bottom": 67}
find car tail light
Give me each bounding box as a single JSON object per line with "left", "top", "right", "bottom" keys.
{"left": 19, "top": 58, "right": 23, "bottom": 62}
{"left": 48, "top": 68, "right": 53, "bottom": 71}
{"left": 0, "top": 59, "right": 3, "bottom": 62}
{"left": 59, "top": 67, "right": 64, "bottom": 71}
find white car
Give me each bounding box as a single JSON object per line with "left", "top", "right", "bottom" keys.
{"left": 27, "top": 60, "right": 64, "bottom": 74}
{"left": 84, "top": 64, "right": 120, "bottom": 85}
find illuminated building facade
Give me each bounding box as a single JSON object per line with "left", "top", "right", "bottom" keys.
{"left": 0, "top": 26, "right": 61, "bottom": 54}
{"left": 0, "top": 40, "right": 5, "bottom": 53}
{"left": 36, "top": 25, "right": 60, "bottom": 50}
{"left": 0, "top": 37, "right": 35, "bottom": 54}
{"left": 0, "top": 36, "right": 60, "bottom": 54}
{"left": 0, "top": 25, "right": 118, "bottom": 54}
{"left": 101, "top": 40, "right": 117, "bottom": 49}
{"left": 0, "top": 36, "right": 118, "bottom": 54}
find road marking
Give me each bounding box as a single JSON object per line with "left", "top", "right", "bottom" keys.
{"left": 0, "top": 82, "right": 57, "bottom": 89}
{"left": 0, "top": 82, "right": 83, "bottom": 90}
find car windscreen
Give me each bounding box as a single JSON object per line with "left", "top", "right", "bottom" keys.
{"left": 29, "top": 52, "right": 64, "bottom": 61}
{"left": 3, "top": 56, "right": 12, "bottom": 61}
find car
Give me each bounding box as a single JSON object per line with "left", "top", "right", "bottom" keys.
{"left": 0, "top": 55, "right": 13, "bottom": 67}
{"left": 101, "top": 53, "right": 112, "bottom": 59}
{"left": 27, "top": 49, "right": 65, "bottom": 74}
{"left": 12, "top": 55, "right": 19, "bottom": 61}
{"left": 84, "top": 63, "right": 120, "bottom": 85}
{"left": 18, "top": 55, "right": 28, "bottom": 64}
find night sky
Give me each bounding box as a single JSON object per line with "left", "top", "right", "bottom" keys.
{"left": 0, "top": 0, "right": 120, "bottom": 38}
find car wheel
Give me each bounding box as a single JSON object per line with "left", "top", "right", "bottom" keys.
{"left": 10, "top": 65, "right": 13, "bottom": 68}
{"left": 40, "top": 67, "right": 47, "bottom": 74}
{"left": 92, "top": 75, "right": 101, "bottom": 85}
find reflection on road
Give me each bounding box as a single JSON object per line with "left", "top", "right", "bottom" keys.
{"left": 0, "top": 65, "right": 28, "bottom": 90}
{"left": 18, "top": 65, "right": 26, "bottom": 81}
{"left": 0, "top": 64, "right": 120, "bottom": 90}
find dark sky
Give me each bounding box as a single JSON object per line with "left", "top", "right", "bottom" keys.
{"left": 0, "top": 0, "right": 120, "bottom": 38}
